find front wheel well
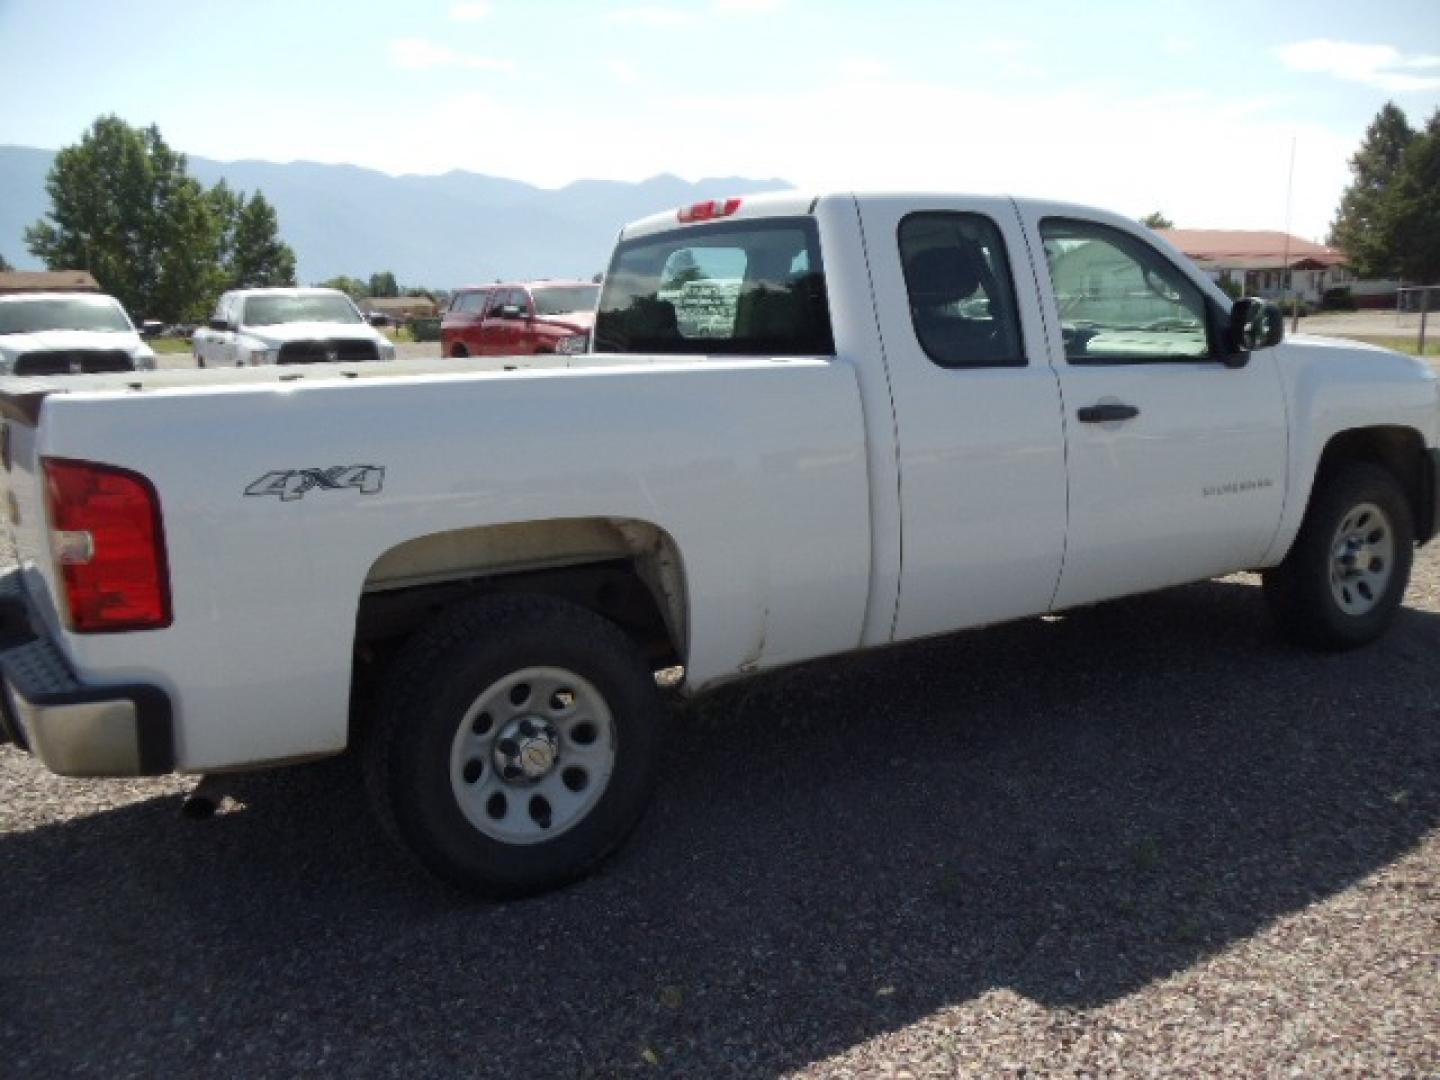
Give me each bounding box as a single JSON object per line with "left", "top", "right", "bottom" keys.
{"left": 1315, "top": 426, "right": 1433, "bottom": 543}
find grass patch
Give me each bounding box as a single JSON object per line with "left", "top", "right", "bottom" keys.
{"left": 1326, "top": 334, "right": 1440, "bottom": 357}
{"left": 148, "top": 336, "right": 194, "bottom": 355}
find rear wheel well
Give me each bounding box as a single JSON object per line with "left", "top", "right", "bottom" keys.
{"left": 356, "top": 559, "right": 680, "bottom": 667}
{"left": 349, "top": 520, "right": 687, "bottom": 742}
{"left": 1315, "top": 426, "right": 1431, "bottom": 542}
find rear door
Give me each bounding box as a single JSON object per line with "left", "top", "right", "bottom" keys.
{"left": 857, "top": 197, "right": 1069, "bottom": 641}
{"left": 1017, "top": 207, "right": 1288, "bottom": 609}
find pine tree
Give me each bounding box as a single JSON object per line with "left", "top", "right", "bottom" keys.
{"left": 1328, "top": 103, "right": 1416, "bottom": 279}
{"left": 226, "top": 192, "right": 296, "bottom": 288}
{"left": 1383, "top": 109, "right": 1440, "bottom": 286}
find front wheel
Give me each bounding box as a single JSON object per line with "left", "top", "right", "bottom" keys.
{"left": 363, "top": 594, "right": 664, "bottom": 897}
{"left": 1263, "top": 462, "right": 1413, "bottom": 650}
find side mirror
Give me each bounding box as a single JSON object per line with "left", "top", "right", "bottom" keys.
{"left": 497, "top": 304, "right": 524, "bottom": 320}
{"left": 1227, "top": 298, "right": 1284, "bottom": 355}
{"left": 367, "top": 312, "right": 390, "bottom": 327}
{"left": 208, "top": 317, "right": 232, "bottom": 332}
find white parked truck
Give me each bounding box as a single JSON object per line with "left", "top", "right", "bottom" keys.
{"left": 191, "top": 286, "right": 396, "bottom": 367}
{"left": 0, "top": 292, "right": 156, "bottom": 375}
{"left": 1, "top": 192, "right": 1436, "bottom": 896}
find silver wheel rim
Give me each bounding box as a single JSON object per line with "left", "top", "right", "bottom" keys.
{"left": 1329, "top": 501, "right": 1395, "bottom": 617}
{"left": 448, "top": 666, "right": 616, "bottom": 845}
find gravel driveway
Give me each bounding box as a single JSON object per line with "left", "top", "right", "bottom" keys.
{"left": 2, "top": 508, "right": 1438, "bottom": 1076}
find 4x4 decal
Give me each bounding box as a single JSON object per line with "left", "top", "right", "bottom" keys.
{"left": 245, "top": 465, "right": 385, "bottom": 502}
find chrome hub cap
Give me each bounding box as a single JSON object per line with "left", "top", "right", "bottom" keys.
{"left": 449, "top": 666, "right": 616, "bottom": 845}
{"left": 494, "top": 716, "right": 560, "bottom": 783}
{"left": 1329, "top": 501, "right": 1394, "bottom": 617}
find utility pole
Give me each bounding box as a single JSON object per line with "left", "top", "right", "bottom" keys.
{"left": 1282, "top": 137, "right": 1299, "bottom": 333}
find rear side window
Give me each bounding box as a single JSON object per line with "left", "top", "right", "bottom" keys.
{"left": 898, "top": 213, "right": 1024, "bottom": 368}
{"left": 594, "top": 218, "right": 834, "bottom": 356}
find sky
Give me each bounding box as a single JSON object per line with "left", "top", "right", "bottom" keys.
{"left": 1, "top": 0, "right": 1438, "bottom": 241}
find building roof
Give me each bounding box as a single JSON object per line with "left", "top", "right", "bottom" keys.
{"left": 363, "top": 296, "right": 437, "bottom": 312}
{"left": 1158, "top": 229, "right": 1346, "bottom": 269}
{"left": 0, "top": 270, "right": 101, "bottom": 293}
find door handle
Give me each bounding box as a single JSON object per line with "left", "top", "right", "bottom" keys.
{"left": 1077, "top": 402, "right": 1139, "bottom": 423}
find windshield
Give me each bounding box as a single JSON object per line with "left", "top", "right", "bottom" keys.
{"left": 242, "top": 293, "right": 362, "bottom": 327}
{"left": 532, "top": 285, "right": 599, "bottom": 317}
{"left": 594, "top": 218, "right": 833, "bottom": 356}
{"left": 0, "top": 296, "right": 132, "bottom": 335}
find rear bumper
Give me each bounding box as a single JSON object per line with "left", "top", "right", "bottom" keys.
{"left": 0, "top": 569, "right": 173, "bottom": 777}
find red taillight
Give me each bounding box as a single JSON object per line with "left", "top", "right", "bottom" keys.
{"left": 43, "top": 458, "right": 171, "bottom": 633}
{"left": 677, "top": 197, "right": 742, "bottom": 223}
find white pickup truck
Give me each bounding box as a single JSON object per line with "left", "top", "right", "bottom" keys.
{"left": 0, "top": 292, "right": 157, "bottom": 375}
{"left": 191, "top": 286, "right": 396, "bottom": 367}
{"left": 1, "top": 192, "right": 1436, "bottom": 897}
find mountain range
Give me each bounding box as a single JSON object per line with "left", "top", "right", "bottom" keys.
{"left": 0, "top": 145, "right": 791, "bottom": 288}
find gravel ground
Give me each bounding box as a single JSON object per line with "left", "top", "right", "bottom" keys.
{"left": 1, "top": 477, "right": 1438, "bottom": 1077}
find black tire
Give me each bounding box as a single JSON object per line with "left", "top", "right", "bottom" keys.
{"left": 195, "top": 354, "right": 206, "bottom": 368}
{"left": 1263, "top": 462, "right": 1413, "bottom": 650}
{"left": 363, "top": 594, "right": 663, "bottom": 897}
{"left": 450, "top": 344, "right": 468, "bottom": 358}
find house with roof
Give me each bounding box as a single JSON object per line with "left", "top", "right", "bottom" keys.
{"left": 359, "top": 295, "right": 437, "bottom": 323}
{"left": 0, "top": 270, "right": 100, "bottom": 294}
{"left": 1154, "top": 230, "right": 1361, "bottom": 306}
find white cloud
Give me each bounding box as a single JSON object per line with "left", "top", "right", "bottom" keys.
{"left": 605, "top": 59, "right": 643, "bottom": 85}
{"left": 389, "top": 38, "right": 514, "bottom": 71}
{"left": 979, "top": 38, "right": 1032, "bottom": 56}
{"left": 838, "top": 58, "right": 889, "bottom": 80}
{"left": 711, "top": 0, "right": 784, "bottom": 12}
{"left": 604, "top": 5, "right": 694, "bottom": 26}
{"left": 449, "top": 1, "right": 492, "bottom": 20}
{"left": 1276, "top": 39, "right": 1440, "bottom": 92}
{"left": 605, "top": 0, "right": 781, "bottom": 25}
{"left": 238, "top": 60, "right": 1350, "bottom": 240}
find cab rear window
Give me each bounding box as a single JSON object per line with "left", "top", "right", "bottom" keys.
{"left": 594, "top": 218, "right": 834, "bottom": 356}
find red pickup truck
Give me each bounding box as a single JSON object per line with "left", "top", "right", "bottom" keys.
{"left": 442, "top": 281, "right": 597, "bottom": 358}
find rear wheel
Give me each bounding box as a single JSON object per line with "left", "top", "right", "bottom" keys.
{"left": 1263, "top": 462, "right": 1413, "bottom": 650}
{"left": 450, "top": 344, "right": 469, "bottom": 359}
{"left": 363, "top": 594, "right": 664, "bottom": 897}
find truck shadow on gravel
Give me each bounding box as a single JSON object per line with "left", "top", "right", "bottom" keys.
{"left": 2, "top": 578, "right": 1439, "bottom": 1077}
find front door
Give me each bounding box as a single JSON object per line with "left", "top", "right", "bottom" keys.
{"left": 857, "top": 197, "right": 1069, "bottom": 642}
{"left": 1019, "top": 210, "right": 1289, "bottom": 610}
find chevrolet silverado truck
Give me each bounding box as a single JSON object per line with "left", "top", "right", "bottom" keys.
{"left": 191, "top": 286, "right": 397, "bottom": 367}
{"left": 1, "top": 192, "right": 1436, "bottom": 897}
{"left": 0, "top": 292, "right": 157, "bottom": 375}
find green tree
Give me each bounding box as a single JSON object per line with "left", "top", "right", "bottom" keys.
{"left": 1138, "top": 211, "right": 1174, "bottom": 229}
{"left": 660, "top": 250, "right": 705, "bottom": 291}
{"left": 226, "top": 192, "right": 296, "bottom": 288}
{"left": 0, "top": 252, "right": 12, "bottom": 272}
{"left": 368, "top": 271, "right": 399, "bottom": 297}
{"left": 1382, "top": 109, "right": 1440, "bottom": 286}
{"left": 316, "top": 275, "right": 369, "bottom": 301}
{"left": 25, "top": 116, "right": 221, "bottom": 321}
{"left": 1329, "top": 103, "right": 1416, "bottom": 279}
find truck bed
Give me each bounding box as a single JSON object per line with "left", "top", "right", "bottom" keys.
{"left": 0, "top": 351, "right": 873, "bottom": 769}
